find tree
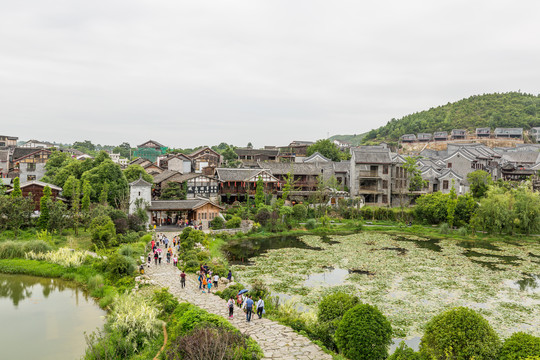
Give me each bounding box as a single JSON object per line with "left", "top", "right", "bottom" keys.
{"left": 123, "top": 164, "right": 153, "bottom": 183}
{"left": 0, "top": 196, "right": 34, "bottom": 236}
{"left": 419, "top": 307, "right": 500, "bottom": 360}
{"left": 42, "top": 150, "right": 71, "bottom": 181}
{"left": 81, "top": 159, "right": 128, "bottom": 205}
{"left": 447, "top": 184, "right": 457, "bottom": 228}
{"left": 11, "top": 177, "right": 22, "bottom": 198}
{"left": 81, "top": 180, "right": 91, "bottom": 212}
{"left": 335, "top": 303, "right": 393, "bottom": 360}
{"left": 99, "top": 182, "right": 109, "bottom": 205}
{"left": 160, "top": 182, "right": 186, "bottom": 200}
{"left": 467, "top": 170, "right": 492, "bottom": 198}
{"left": 113, "top": 142, "right": 131, "bottom": 159}
{"left": 48, "top": 200, "right": 70, "bottom": 233}
{"left": 403, "top": 157, "right": 425, "bottom": 191}
{"left": 247, "top": 142, "right": 253, "bottom": 148}
{"left": 62, "top": 175, "right": 80, "bottom": 201}
{"left": 498, "top": 332, "right": 540, "bottom": 360}
{"left": 255, "top": 176, "right": 265, "bottom": 207}
{"left": 306, "top": 139, "right": 342, "bottom": 162}
{"left": 37, "top": 186, "right": 52, "bottom": 230}
{"left": 73, "top": 140, "right": 96, "bottom": 154}
{"left": 89, "top": 215, "right": 116, "bottom": 247}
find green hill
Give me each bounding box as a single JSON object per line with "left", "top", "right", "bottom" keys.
{"left": 328, "top": 133, "right": 367, "bottom": 146}
{"left": 362, "top": 92, "right": 540, "bottom": 143}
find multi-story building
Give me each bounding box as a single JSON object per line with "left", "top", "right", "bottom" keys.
{"left": 349, "top": 146, "right": 393, "bottom": 206}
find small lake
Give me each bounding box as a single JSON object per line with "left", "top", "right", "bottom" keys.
{"left": 0, "top": 273, "right": 105, "bottom": 360}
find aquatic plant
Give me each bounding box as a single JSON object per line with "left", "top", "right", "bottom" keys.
{"left": 25, "top": 247, "right": 88, "bottom": 267}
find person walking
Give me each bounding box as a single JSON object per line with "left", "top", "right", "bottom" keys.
{"left": 227, "top": 297, "right": 234, "bottom": 319}
{"left": 207, "top": 278, "right": 212, "bottom": 293}
{"left": 154, "top": 251, "right": 158, "bottom": 265}
{"left": 227, "top": 270, "right": 232, "bottom": 282}
{"left": 180, "top": 270, "right": 186, "bottom": 288}
{"left": 245, "top": 295, "right": 254, "bottom": 322}
{"left": 198, "top": 273, "right": 203, "bottom": 289}
{"left": 147, "top": 253, "right": 152, "bottom": 267}
{"left": 173, "top": 255, "right": 178, "bottom": 267}
{"left": 202, "top": 275, "right": 207, "bottom": 293}
{"left": 151, "top": 239, "right": 155, "bottom": 252}
{"left": 166, "top": 251, "right": 171, "bottom": 264}
{"left": 158, "top": 251, "right": 162, "bottom": 265}
{"left": 256, "top": 297, "right": 265, "bottom": 319}
{"left": 213, "top": 274, "right": 219, "bottom": 289}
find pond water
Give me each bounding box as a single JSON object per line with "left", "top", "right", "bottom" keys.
{"left": 223, "top": 235, "right": 323, "bottom": 263}
{"left": 0, "top": 273, "right": 105, "bottom": 360}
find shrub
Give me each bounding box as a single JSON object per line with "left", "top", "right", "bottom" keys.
{"left": 23, "top": 240, "right": 53, "bottom": 254}
{"left": 419, "top": 307, "right": 500, "bottom": 360}
{"left": 226, "top": 216, "right": 242, "bottom": 229}
{"left": 90, "top": 215, "right": 116, "bottom": 247}
{"left": 25, "top": 248, "right": 88, "bottom": 267}
{"left": 83, "top": 328, "right": 135, "bottom": 360}
{"left": 499, "top": 332, "right": 540, "bottom": 360}
{"left": 109, "top": 293, "right": 162, "bottom": 350}
{"left": 255, "top": 207, "right": 271, "bottom": 226}
{"left": 292, "top": 204, "right": 308, "bottom": 221}
{"left": 335, "top": 303, "right": 393, "bottom": 360}
{"left": 387, "top": 342, "right": 422, "bottom": 360}
{"left": 106, "top": 254, "right": 135, "bottom": 279}
{"left": 215, "top": 283, "right": 245, "bottom": 301}
{"left": 305, "top": 218, "right": 317, "bottom": 230}
{"left": 318, "top": 292, "right": 360, "bottom": 323}
{"left": 196, "top": 250, "right": 211, "bottom": 261}
{"left": 210, "top": 216, "right": 225, "bottom": 229}
{"left": 250, "top": 279, "right": 270, "bottom": 300}
{"left": 439, "top": 222, "right": 450, "bottom": 234}
{"left": 88, "top": 274, "right": 105, "bottom": 291}
{"left": 153, "top": 288, "right": 179, "bottom": 318}
{"left": 0, "top": 241, "right": 27, "bottom": 259}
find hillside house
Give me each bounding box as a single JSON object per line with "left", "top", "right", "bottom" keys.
{"left": 235, "top": 148, "right": 279, "bottom": 164}
{"left": 417, "top": 133, "right": 432, "bottom": 142}
{"left": 6, "top": 180, "right": 62, "bottom": 211}
{"left": 157, "top": 153, "right": 192, "bottom": 173}
{"left": 133, "top": 140, "right": 167, "bottom": 162}
{"left": 530, "top": 127, "right": 540, "bottom": 142}
{"left": 494, "top": 128, "right": 523, "bottom": 139}
{"left": 349, "top": 147, "right": 393, "bottom": 205}
{"left": 400, "top": 134, "right": 416, "bottom": 143}
{"left": 476, "top": 128, "right": 491, "bottom": 138}
{"left": 10, "top": 148, "right": 51, "bottom": 182}
{"left": 433, "top": 131, "right": 448, "bottom": 141}
{"left": 216, "top": 168, "right": 279, "bottom": 204}
{"left": 20, "top": 139, "right": 55, "bottom": 148}
{"left": 451, "top": 129, "right": 467, "bottom": 140}
{"left": 189, "top": 147, "right": 221, "bottom": 173}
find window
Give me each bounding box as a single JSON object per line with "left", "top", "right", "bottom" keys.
{"left": 27, "top": 175, "right": 36, "bottom": 181}
{"left": 27, "top": 163, "right": 36, "bottom": 171}
{"left": 382, "top": 180, "right": 388, "bottom": 189}
{"left": 443, "top": 180, "right": 449, "bottom": 190}
{"left": 383, "top": 165, "right": 389, "bottom": 174}
{"left": 447, "top": 163, "right": 452, "bottom": 168}
{"left": 382, "top": 195, "right": 388, "bottom": 203}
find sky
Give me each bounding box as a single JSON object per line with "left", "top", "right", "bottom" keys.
{"left": 1, "top": 1, "right": 540, "bottom": 149}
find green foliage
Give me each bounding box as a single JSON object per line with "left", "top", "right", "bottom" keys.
{"left": 210, "top": 216, "right": 225, "bottom": 229}
{"left": 215, "top": 283, "right": 246, "bottom": 302}
{"left": 335, "top": 303, "right": 393, "bottom": 360}
{"left": 419, "top": 306, "right": 500, "bottom": 360}
{"left": 403, "top": 157, "right": 425, "bottom": 191}
{"left": 306, "top": 139, "right": 343, "bottom": 162}
{"left": 255, "top": 207, "right": 272, "bottom": 226}
{"left": 255, "top": 176, "right": 265, "bottom": 208}
{"left": 11, "top": 177, "right": 22, "bottom": 198}
{"left": 152, "top": 287, "right": 179, "bottom": 317}
{"left": 305, "top": 218, "right": 317, "bottom": 230}
{"left": 106, "top": 254, "right": 135, "bottom": 279}
{"left": 387, "top": 342, "right": 422, "bottom": 360}
{"left": 318, "top": 292, "right": 360, "bottom": 323}
{"left": 0, "top": 240, "right": 52, "bottom": 259}
{"left": 160, "top": 182, "right": 187, "bottom": 200}
{"left": 446, "top": 185, "right": 457, "bottom": 228}
{"left": 48, "top": 200, "right": 71, "bottom": 233}
{"left": 226, "top": 216, "right": 242, "bottom": 229}
{"left": 498, "top": 332, "right": 540, "bottom": 360}
{"left": 123, "top": 164, "right": 153, "bottom": 183}
{"left": 62, "top": 175, "right": 80, "bottom": 200}
{"left": 364, "top": 92, "right": 540, "bottom": 143}
{"left": 292, "top": 204, "right": 308, "bottom": 221}
{"left": 99, "top": 182, "right": 109, "bottom": 205}
{"left": 81, "top": 180, "right": 91, "bottom": 212}
{"left": 467, "top": 170, "right": 493, "bottom": 198}
{"left": 0, "top": 196, "right": 34, "bottom": 235}
{"left": 90, "top": 215, "right": 117, "bottom": 247}
{"left": 81, "top": 158, "right": 128, "bottom": 205}
{"left": 37, "top": 186, "right": 52, "bottom": 230}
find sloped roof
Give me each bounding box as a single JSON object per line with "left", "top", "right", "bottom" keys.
{"left": 216, "top": 168, "right": 265, "bottom": 182}
{"left": 438, "top": 169, "right": 463, "bottom": 181}
{"left": 501, "top": 152, "right": 540, "bottom": 164}
{"left": 138, "top": 140, "right": 165, "bottom": 148}
{"left": 433, "top": 131, "right": 448, "bottom": 137}
{"left": 261, "top": 162, "right": 322, "bottom": 175}
{"left": 6, "top": 180, "right": 62, "bottom": 192}
{"left": 12, "top": 147, "right": 42, "bottom": 161}
{"left": 494, "top": 128, "right": 523, "bottom": 135}
{"left": 303, "top": 152, "right": 331, "bottom": 163}
{"left": 352, "top": 149, "right": 392, "bottom": 164}
{"left": 189, "top": 146, "right": 220, "bottom": 159}
{"left": 130, "top": 158, "right": 151, "bottom": 166}
{"left": 235, "top": 148, "right": 279, "bottom": 157}
{"left": 152, "top": 170, "right": 182, "bottom": 184}
{"left": 333, "top": 162, "right": 350, "bottom": 172}
{"left": 129, "top": 177, "right": 153, "bottom": 187}
{"left": 167, "top": 153, "right": 191, "bottom": 161}
{"left": 148, "top": 199, "right": 223, "bottom": 211}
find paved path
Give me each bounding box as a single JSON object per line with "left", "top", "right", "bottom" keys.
{"left": 146, "top": 263, "right": 332, "bottom": 360}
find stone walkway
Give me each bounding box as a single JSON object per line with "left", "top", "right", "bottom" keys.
{"left": 146, "top": 261, "right": 332, "bottom": 360}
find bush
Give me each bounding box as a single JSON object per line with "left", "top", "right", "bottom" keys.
{"left": 255, "top": 207, "right": 271, "bottom": 226}
{"left": 335, "top": 303, "right": 393, "bottom": 360}
{"left": 305, "top": 218, "right": 317, "bottom": 230}
{"left": 90, "top": 215, "right": 116, "bottom": 247}
{"left": 387, "top": 342, "right": 422, "bottom": 360}
{"left": 499, "top": 332, "right": 540, "bottom": 360}
{"left": 83, "top": 328, "right": 136, "bottom": 360}
{"left": 0, "top": 240, "right": 53, "bottom": 259}
{"left": 292, "top": 204, "right": 308, "bottom": 221}
{"left": 215, "top": 283, "right": 245, "bottom": 301}
{"left": 318, "top": 292, "right": 360, "bottom": 323}
{"left": 420, "top": 307, "right": 500, "bottom": 360}
{"left": 226, "top": 216, "right": 242, "bottom": 229}
{"left": 439, "top": 222, "right": 450, "bottom": 234}
{"left": 210, "top": 216, "right": 225, "bottom": 230}
{"left": 153, "top": 288, "right": 179, "bottom": 318}
{"left": 106, "top": 254, "right": 135, "bottom": 279}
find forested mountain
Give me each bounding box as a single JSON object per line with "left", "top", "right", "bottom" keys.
{"left": 362, "top": 92, "right": 540, "bottom": 143}
{"left": 328, "top": 133, "right": 366, "bottom": 146}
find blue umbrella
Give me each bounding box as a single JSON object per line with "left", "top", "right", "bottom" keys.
{"left": 238, "top": 289, "right": 249, "bottom": 295}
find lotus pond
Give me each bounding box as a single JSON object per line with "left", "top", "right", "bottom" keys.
{"left": 228, "top": 232, "right": 540, "bottom": 340}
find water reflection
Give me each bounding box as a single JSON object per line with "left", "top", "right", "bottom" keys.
{"left": 0, "top": 275, "right": 80, "bottom": 307}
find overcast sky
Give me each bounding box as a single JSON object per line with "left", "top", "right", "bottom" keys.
{"left": 1, "top": 1, "right": 539, "bottom": 149}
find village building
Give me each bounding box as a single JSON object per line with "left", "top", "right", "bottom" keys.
{"left": 215, "top": 168, "right": 279, "bottom": 204}
{"left": 0, "top": 150, "right": 9, "bottom": 178}
{"left": 157, "top": 153, "right": 192, "bottom": 173}
{"left": 6, "top": 180, "right": 62, "bottom": 210}
{"left": 133, "top": 140, "right": 167, "bottom": 162}
{"left": 235, "top": 147, "right": 280, "bottom": 164}
{"left": 9, "top": 148, "right": 51, "bottom": 182}
{"left": 278, "top": 141, "right": 314, "bottom": 162}
{"left": 400, "top": 134, "right": 416, "bottom": 143}
{"left": 142, "top": 162, "right": 164, "bottom": 176}
{"left": 349, "top": 146, "right": 393, "bottom": 205}
{"left": 494, "top": 128, "right": 523, "bottom": 139}
{"left": 152, "top": 171, "right": 220, "bottom": 202}
{"left": 417, "top": 133, "right": 432, "bottom": 142}
{"left": 530, "top": 127, "right": 540, "bottom": 142}
{"left": 433, "top": 131, "right": 448, "bottom": 141}
{"left": 0, "top": 135, "right": 18, "bottom": 148}
{"left": 476, "top": 128, "right": 491, "bottom": 138}
{"left": 20, "top": 139, "right": 55, "bottom": 148}
{"left": 451, "top": 129, "right": 467, "bottom": 140}
{"left": 188, "top": 147, "right": 221, "bottom": 174}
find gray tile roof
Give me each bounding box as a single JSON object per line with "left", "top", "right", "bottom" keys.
{"left": 260, "top": 162, "right": 322, "bottom": 175}
{"left": 235, "top": 148, "right": 279, "bottom": 157}
{"left": 494, "top": 128, "right": 523, "bottom": 135}
{"left": 353, "top": 149, "right": 392, "bottom": 164}
{"left": 216, "top": 168, "right": 266, "bottom": 181}
{"left": 152, "top": 170, "right": 182, "bottom": 184}
{"left": 148, "top": 199, "right": 223, "bottom": 211}
{"left": 129, "top": 177, "right": 153, "bottom": 187}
